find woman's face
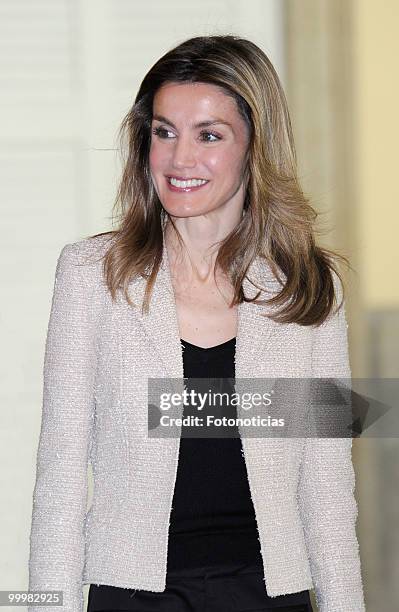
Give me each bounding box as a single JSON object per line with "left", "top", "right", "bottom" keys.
{"left": 149, "top": 81, "right": 250, "bottom": 219}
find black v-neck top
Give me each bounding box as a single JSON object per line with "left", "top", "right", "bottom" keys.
{"left": 166, "top": 336, "right": 263, "bottom": 571}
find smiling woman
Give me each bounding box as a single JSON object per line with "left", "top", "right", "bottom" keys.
{"left": 89, "top": 34, "right": 353, "bottom": 329}
{"left": 28, "top": 34, "right": 365, "bottom": 612}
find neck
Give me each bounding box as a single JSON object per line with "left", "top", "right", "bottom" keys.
{"left": 163, "top": 219, "right": 224, "bottom": 284}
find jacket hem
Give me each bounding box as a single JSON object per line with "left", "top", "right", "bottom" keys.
{"left": 266, "top": 578, "right": 314, "bottom": 598}
{"left": 83, "top": 574, "right": 166, "bottom": 593}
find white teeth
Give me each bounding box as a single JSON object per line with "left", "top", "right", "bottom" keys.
{"left": 169, "top": 177, "right": 208, "bottom": 188}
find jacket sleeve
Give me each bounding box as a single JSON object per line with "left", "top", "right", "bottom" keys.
{"left": 28, "top": 242, "right": 96, "bottom": 612}
{"left": 297, "top": 272, "right": 366, "bottom": 611}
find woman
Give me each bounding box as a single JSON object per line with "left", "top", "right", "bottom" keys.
{"left": 28, "top": 35, "right": 365, "bottom": 611}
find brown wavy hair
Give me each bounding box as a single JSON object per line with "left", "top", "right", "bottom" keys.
{"left": 88, "top": 34, "right": 351, "bottom": 326}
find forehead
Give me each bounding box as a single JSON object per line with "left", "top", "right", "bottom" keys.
{"left": 152, "top": 81, "right": 240, "bottom": 119}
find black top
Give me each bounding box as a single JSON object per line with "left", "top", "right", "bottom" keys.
{"left": 166, "top": 336, "right": 263, "bottom": 571}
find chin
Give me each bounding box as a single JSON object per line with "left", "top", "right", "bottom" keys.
{"left": 161, "top": 202, "right": 210, "bottom": 218}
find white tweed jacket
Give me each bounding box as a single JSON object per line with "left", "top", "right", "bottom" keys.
{"left": 28, "top": 233, "right": 366, "bottom": 612}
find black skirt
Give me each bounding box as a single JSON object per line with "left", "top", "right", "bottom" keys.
{"left": 87, "top": 561, "right": 313, "bottom": 611}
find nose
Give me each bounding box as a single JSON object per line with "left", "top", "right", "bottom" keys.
{"left": 171, "top": 134, "right": 196, "bottom": 169}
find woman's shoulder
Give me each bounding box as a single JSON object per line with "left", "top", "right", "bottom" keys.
{"left": 55, "top": 232, "right": 116, "bottom": 291}
{"left": 68, "top": 232, "right": 116, "bottom": 263}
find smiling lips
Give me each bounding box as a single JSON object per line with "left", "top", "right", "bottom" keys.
{"left": 166, "top": 176, "right": 210, "bottom": 192}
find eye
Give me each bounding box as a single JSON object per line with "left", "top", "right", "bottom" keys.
{"left": 199, "top": 130, "right": 221, "bottom": 143}
{"left": 152, "top": 126, "right": 175, "bottom": 139}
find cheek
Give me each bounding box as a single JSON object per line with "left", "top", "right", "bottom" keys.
{"left": 207, "top": 150, "right": 246, "bottom": 179}
{"left": 206, "top": 152, "right": 229, "bottom": 174}
{"left": 149, "top": 144, "right": 165, "bottom": 173}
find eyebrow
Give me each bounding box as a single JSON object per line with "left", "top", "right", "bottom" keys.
{"left": 152, "top": 114, "right": 233, "bottom": 130}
